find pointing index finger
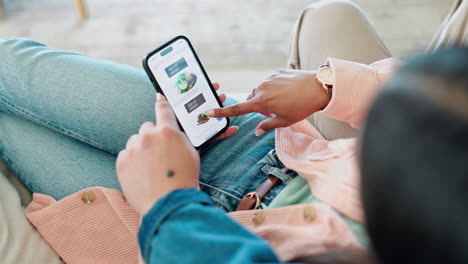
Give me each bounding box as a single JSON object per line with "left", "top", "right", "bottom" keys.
{"left": 155, "top": 93, "right": 179, "bottom": 128}
{"left": 205, "top": 99, "right": 260, "bottom": 118}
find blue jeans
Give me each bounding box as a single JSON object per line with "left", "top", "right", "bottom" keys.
{"left": 0, "top": 38, "right": 296, "bottom": 211}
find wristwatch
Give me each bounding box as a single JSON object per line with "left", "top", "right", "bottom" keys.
{"left": 316, "top": 64, "right": 333, "bottom": 89}
{"left": 316, "top": 65, "right": 333, "bottom": 101}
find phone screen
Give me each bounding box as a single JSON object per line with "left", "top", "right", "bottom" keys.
{"left": 144, "top": 37, "right": 229, "bottom": 148}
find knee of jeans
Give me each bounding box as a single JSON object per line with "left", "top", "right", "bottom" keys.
{"left": 0, "top": 38, "right": 47, "bottom": 62}
{"left": 0, "top": 39, "right": 46, "bottom": 98}
{"left": 301, "top": 0, "right": 364, "bottom": 25}
{"left": 0, "top": 38, "right": 46, "bottom": 48}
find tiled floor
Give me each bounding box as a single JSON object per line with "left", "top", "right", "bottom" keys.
{"left": 0, "top": 0, "right": 453, "bottom": 92}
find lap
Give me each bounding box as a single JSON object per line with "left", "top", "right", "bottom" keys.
{"left": 0, "top": 104, "right": 279, "bottom": 211}
{"left": 199, "top": 98, "right": 282, "bottom": 211}
{"left": 0, "top": 39, "right": 279, "bottom": 209}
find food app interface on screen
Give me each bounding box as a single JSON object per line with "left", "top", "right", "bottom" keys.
{"left": 148, "top": 39, "right": 227, "bottom": 147}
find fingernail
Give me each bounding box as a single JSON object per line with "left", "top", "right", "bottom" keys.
{"left": 255, "top": 129, "right": 265, "bottom": 136}
{"left": 206, "top": 109, "right": 215, "bottom": 117}
{"left": 231, "top": 126, "right": 239, "bottom": 134}
{"left": 260, "top": 112, "right": 272, "bottom": 117}
{"left": 157, "top": 93, "right": 165, "bottom": 101}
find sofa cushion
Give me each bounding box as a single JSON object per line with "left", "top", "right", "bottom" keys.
{"left": 0, "top": 164, "right": 63, "bottom": 264}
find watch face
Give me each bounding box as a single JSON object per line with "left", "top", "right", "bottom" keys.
{"left": 317, "top": 67, "right": 333, "bottom": 85}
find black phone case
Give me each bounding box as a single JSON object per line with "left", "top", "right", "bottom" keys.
{"left": 142, "top": 35, "right": 230, "bottom": 150}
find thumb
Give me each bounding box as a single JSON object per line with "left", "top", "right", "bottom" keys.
{"left": 255, "top": 117, "right": 290, "bottom": 136}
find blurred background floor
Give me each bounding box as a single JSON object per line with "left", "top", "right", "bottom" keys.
{"left": 0, "top": 0, "right": 453, "bottom": 93}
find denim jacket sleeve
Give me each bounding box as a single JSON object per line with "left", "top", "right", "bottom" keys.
{"left": 138, "top": 188, "right": 282, "bottom": 264}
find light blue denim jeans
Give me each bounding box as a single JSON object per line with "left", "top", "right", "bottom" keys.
{"left": 0, "top": 38, "right": 297, "bottom": 211}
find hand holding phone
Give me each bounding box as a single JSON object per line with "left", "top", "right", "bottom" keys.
{"left": 117, "top": 93, "right": 201, "bottom": 215}
{"left": 143, "top": 36, "right": 231, "bottom": 149}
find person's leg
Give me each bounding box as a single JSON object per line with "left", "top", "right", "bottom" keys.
{"left": 0, "top": 38, "right": 155, "bottom": 155}
{"left": 0, "top": 39, "right": 287, "bottom": 209}
{"left": 0, "top": 107, "right": 284, "bottom": 209}
{"left": 0, "top": 113, "right": 120, "bottom": 199}
{"left": 287, "top": 0, "right": 391, "bottom": 140}
{"left": 0, "top": 38, "right": 152, "bottom": 198}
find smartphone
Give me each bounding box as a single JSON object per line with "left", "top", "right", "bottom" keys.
{"left": 142, "top": 36, "right": 230, "bottom": 149}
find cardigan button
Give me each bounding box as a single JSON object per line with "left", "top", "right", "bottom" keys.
{"left": 81, "top": 191, "right": 96, "bottom": 204}
{"left": 303, "top": 205, "right": 316, "bottom": 222}
{"left": 252, "top": 211, "right": 265, "bottom": 225}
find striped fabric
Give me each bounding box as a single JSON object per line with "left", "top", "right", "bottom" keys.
{"left": 27, "top": 187, "right": 141, "bottom": 264}
{"left": 276, "top": 58, "right": 400, "bottom": 222}
{"left": 228, "top": 203, "right": 363, "bottom": 262}
{"left": 26, "top": 58, "right": 399, "bottom": 263}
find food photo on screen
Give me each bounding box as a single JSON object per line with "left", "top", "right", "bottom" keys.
{"left": 197, "top": 113, "right": 210, "bottom": 125}
{"left": 175, "top": 72, "right": 197, "bottom": 93}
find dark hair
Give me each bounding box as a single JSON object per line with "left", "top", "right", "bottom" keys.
{"left": 292, "top": 250, "right": 376, "bottom": 264}
{"left": 361, "top": 47, "right": 468, "bottom": 264}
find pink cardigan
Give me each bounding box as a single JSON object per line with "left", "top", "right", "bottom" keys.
{"left": 26, "top": 58, "right": 399, "bottom": 263}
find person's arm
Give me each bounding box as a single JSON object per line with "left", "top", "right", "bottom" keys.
{"left": 116, "top": 94, "right": 281, "bottom": 264}
{"left": 205, "top": 58, "right": 401, "bottom": 133}
{"left": 139, "top": 188, "right": 281, "bottom": 264}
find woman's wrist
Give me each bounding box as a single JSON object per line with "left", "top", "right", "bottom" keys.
{"left": 308, "top": 71, "right": 331, "bottom": 110}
